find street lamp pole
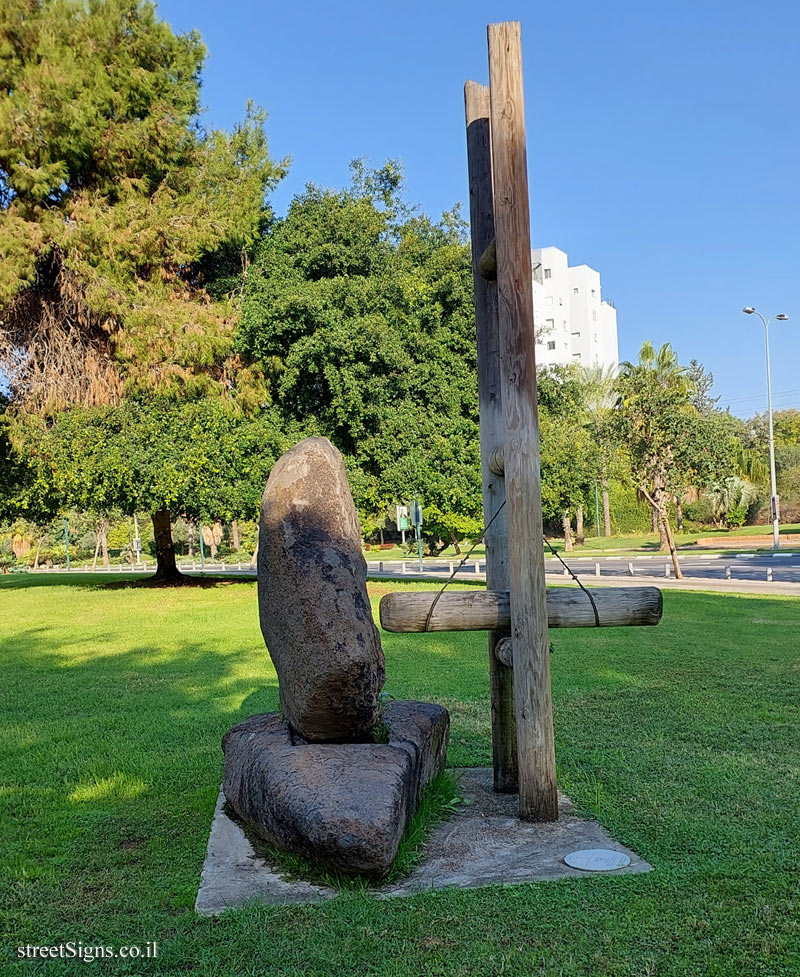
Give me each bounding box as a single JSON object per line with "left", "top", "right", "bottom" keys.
{"left": 742, "top": 307, "right": 789, "bottom": 550}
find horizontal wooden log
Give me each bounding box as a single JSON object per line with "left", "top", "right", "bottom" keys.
{"left": 379, "top": 586, "right": 662, "bottom": 633}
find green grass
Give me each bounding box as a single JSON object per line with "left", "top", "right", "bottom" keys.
{"left": 1, "top": 573, "right": 798, "bottom": 976}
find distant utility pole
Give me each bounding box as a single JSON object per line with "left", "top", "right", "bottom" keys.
{"left": 63, "top": 517, "right": 70, "bottom": 570}
{"left": 742, "top": 307, "right": 789, "bottom": 550}
{"left": 411, "top": 500, "right": 423, "bottom": 571}
{"left": 133, "top": 513, "right": 142, "bottom": 566}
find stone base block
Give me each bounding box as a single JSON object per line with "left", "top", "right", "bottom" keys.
{"left": 221, "top": 702, "right": 449, "bottom": 878}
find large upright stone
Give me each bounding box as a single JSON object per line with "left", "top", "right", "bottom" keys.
{"left": 258, "top": 437, "right": 385, "bottom": 741}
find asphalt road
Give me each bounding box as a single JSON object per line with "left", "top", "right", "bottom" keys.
{"left": 365, "top": 553, "right": 800, "bottom": 585}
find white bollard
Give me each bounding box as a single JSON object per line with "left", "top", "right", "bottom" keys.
{"left": 665, "top": 564, "right": 670, "bottom": 578}
{"left": 379, "top": 561, "right": 384, "bottom": 573}
{"left": 628, "top": 562, "right": 635, "bottom": 576}
{"left": 767, "top": 567, "right": 773, "bottom": 582}
{"left": 562, "top": 566, "right": 569, "bottom": 576}
{"left": 401, "top": 561, "right": 407, "bottom": 575}
{"left": 595, "top": 562, "right": 601, "bottom": 577}
{"left": 474, "top": 560, "right": 481, "bottom": 573}
{"left": 725, "top": 565, "right": 731, "bottom": 579}
{"left": 449, "top": 561, "right": 455, "bottom": 575}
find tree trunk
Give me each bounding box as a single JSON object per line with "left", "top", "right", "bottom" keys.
{"left": 151, "top": 507, "right": 182, "bottom": 582}
{"left": 33, "top": 538, "right": 43, "bottom": 569}
{"left": 449, "top": 531, "right": 462, "bottom": 556}
{"left": 660, "top": 509, "right": 683, "bottom": 579}
{"left": 562, "top": 512, "right": 573, "bottom": 552}
{"left": 231, "top": 519, "right": 241, "bottom": 551}
{"left": 92, "top": 532, "right": 100, "bottom": 570}
{"left": 651, "top": 505, "right": 658, "bottom": 534}
{"left": 249, "top": 538, "right": 259, "bottom": 569}
{"left": 379, "top": 527, "right": 385, "bottom": 546}
{"left": 576, "top": 506, "right": 584, "bottom": 545}
{"left": 602, "top": 483, "right": 611, "bottom": 536}
{"left": 676, "top": 499, "right": 683, "bottom": 533}
{"left": 188, "top": 520, "right": 195, "bottom": 558}
{"left": 99, "top": 516, "right": 109, "bottom": 566}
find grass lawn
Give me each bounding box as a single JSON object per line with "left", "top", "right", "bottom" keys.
{"left": 2, "top": 574, "right": 798, "bottom": 976}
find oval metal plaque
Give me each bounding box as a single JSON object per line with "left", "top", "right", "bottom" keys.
{"left": 564, "top": 848, "right": 631, "bottom": 872}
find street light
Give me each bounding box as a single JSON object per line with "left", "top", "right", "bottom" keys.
{"left": 742, "top": 307, "right": 789, "bottom": 549}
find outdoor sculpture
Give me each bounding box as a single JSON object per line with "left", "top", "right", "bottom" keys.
{"left": 223, "top": 21, "right": 663, "bottom": 880}
{"left": 222, "top": 437, "right": 449, "bottom": 877}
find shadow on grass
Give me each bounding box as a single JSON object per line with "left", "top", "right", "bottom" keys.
{"left": 0, "top": 571, "right": 258, "bottom": 592}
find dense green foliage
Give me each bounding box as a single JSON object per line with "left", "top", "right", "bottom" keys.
{"left": 11, "top": 398, "right": 286, "bottom": 524}
{"left": 614, "top": 342, "right": 738, "bottom": 569}
{"left": 237, "top": 163, "right": 483, "bottom": 548}
{"left": 0, "top": 0, "right": 285, "bottom": 412}
{"left": 2, "top": 575, "right": 797, "bottom": 975}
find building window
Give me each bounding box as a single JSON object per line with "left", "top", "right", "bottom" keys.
{"left": 563, "top": 320, "right": 568, "bottom": 329}
{"left": 572, "top": 331, "right": 581, "bottom": 337}
{"left": 545, "top": 295, "right": 553, "bottom": 306}
{"left": 547, "top": 341, "right": 556, "bottom": 350}
{"left": 573, "top": 287, "right": 579, "bottom": 294}
{"left": 544, "top": 268, "right": 551, "bottom": 279}
{"left": 559, "top": 297, "right": 563, "bottom": 306}
{"left": 546, "top": 318, "right": 554, "bottom": 327}
{"left": 592, "top": 310, "right": 597, "bottom": 320}
{"left": 591, "top": 288, "right": 596, "bottom": 297}
{"left": 572, "top": 352, "right": 582, "bottom": 361}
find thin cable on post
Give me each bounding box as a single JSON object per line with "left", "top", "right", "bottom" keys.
{"left": 423, "top": 501, "right": 506, "bottom": 632}
{"left": 421, "top": 502, "right": 602, "bottom": 631}
{"left": 542, "top": 535, "right": 601, "bottom": 627}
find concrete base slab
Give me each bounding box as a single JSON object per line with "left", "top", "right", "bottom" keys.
{"left": 195, "top": 767, "right": 651, "bottom": 915}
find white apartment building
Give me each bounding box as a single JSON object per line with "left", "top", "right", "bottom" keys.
{"left": 531, "top": 246, "right": 619, "bottom": 373}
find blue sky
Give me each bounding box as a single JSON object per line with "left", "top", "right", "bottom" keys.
{"left": 158, "top": 0, "right": 800, "bottom": 419}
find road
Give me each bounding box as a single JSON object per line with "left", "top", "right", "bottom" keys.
{"left": 365, "top": 552, "right": 800, "bottom": 585}
{"left": 28, "top": 552, "right": 800, "bottom": 594}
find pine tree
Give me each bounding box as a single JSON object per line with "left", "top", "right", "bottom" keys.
{"left": 0, "top": 0, "right": 286, "bottom": 413}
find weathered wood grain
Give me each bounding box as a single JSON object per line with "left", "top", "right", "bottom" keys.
{"left": 379, "top": 587, "right": 663, "bottom": 633}
{"left": 488, "top": 20, "right": 557, "bottom": 821}
{"left": 465, "top": 79, "right": 517, "bottom": 793}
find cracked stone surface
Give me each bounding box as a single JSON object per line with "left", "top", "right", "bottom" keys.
{"left": 221, "top": 704, "right": 449, "bottom": 879}
{"left": 257, "top": 437, "right": 385, "bottom": 742}
{"left": 198, "top": 767, "right": 651, "bottom": 913}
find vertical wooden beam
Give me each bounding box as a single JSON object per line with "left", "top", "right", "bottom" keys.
{"left": 487, "top": 21, "right": 558, "bottom": 821}
{"left": 464, "top": 80, "right": 517, "bottom": 793}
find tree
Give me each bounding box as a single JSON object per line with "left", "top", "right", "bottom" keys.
{"left": 539, "top": 412, "right": 598, "bottom": 551}
{"left": 614, "top": 342, "right": 736, "bottom": 577}
{"left": 236, "top": 162, "right": 483, "bottom": 543}
{"left": 0, "top": 0, "right": 287, "bottom": 577}
{"left": 535, "top": 365, "right": 600, "bottom": 549}
{"left": 0, "top": 0, "right": 286, "bottom": 413}
{"left": 707, "top": 476, "right": 758, "bottom": 529}
{"left": 10, "top": 399, "right": 286, "bottom": 581}
{"left": 582, "top": 364, "right": 620, "bottom": 536}
{"left": 687, "top": 360, "right": 720, "bottom": 415}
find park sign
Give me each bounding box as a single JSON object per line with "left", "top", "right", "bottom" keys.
{"left": 395, "top": 505, "right": 410, "bottom": 532}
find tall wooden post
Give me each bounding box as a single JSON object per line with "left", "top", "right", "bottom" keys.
{"left": 464, "top": 81, "right": 517, "bottom": 793}
{"left": 487, "top": 21, "right": 558, "bottom": 821}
